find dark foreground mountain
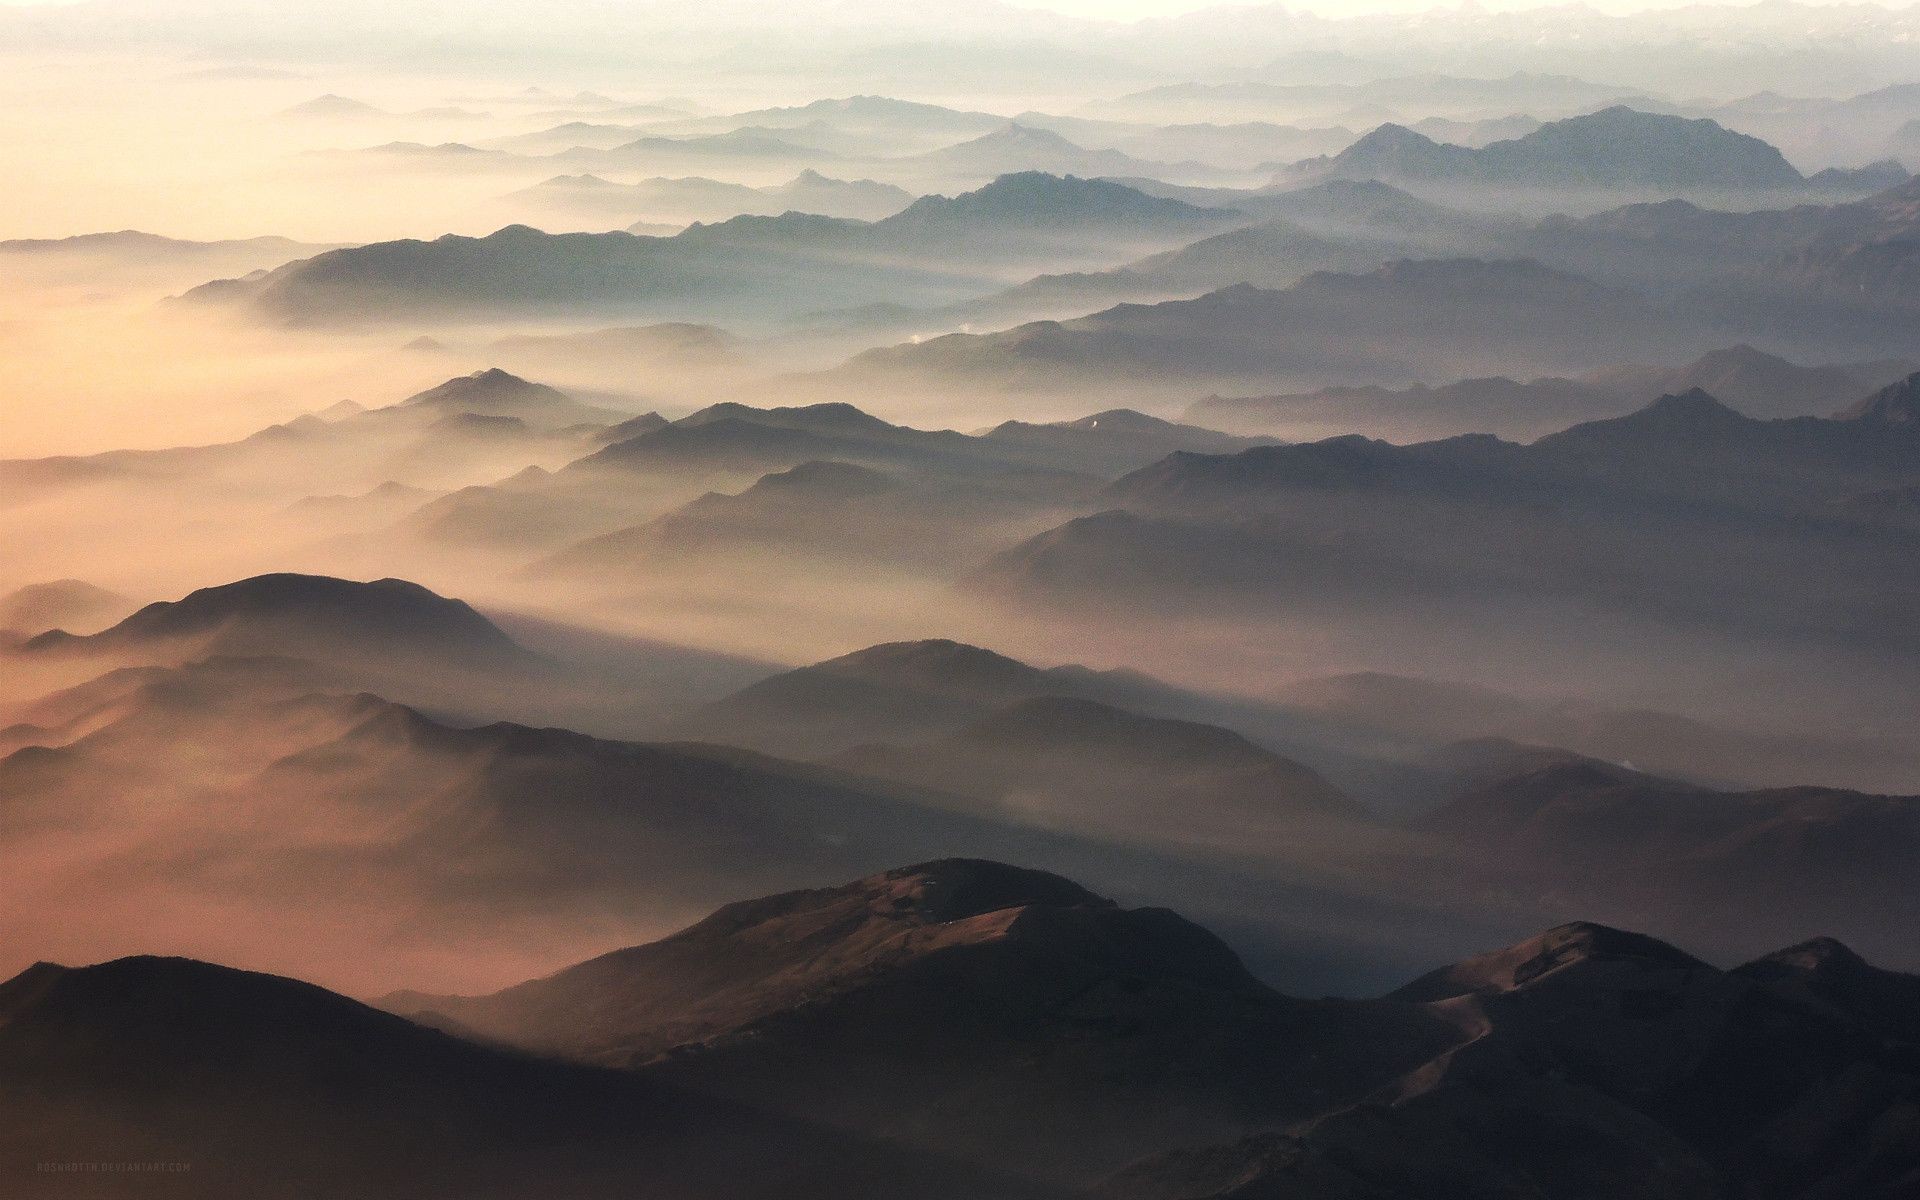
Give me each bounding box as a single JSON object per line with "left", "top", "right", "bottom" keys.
{"left": 378, "top": 861, "right": 1920, "bottom": 1197}
{"left": 384, "top": 859, "right": 1460, "bottom": 1185}
{"left": 1106, "top": 921, "right": 1920, "bottom": 1200}
{"left": 0, "top": 954, "right": 1048, "bottom": 1200}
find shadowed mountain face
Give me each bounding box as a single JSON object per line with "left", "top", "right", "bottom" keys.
{"left": 1421, "top": 762, "right": 1920, "bottom": 959}
{"left": 382, "top": 859, "right": 1464, "bottom": 1185}
{"left": 13, "top": 874, "right": 1920, "bottom": 1200}
{"left": 1106, "top": 920, "right": 1920, "bottom": 1200}
{"left": 0, "top": 954, "right": 1052, "bottom": 1200}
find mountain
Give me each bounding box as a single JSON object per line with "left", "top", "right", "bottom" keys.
{"left": 579, "top": 128, "right": 841, "bottom": 169}
{"left": 1286, "top": 107, "right": 1807, "bottom": 194}
{"left": 0, "top": 369, "right": 623, "bottom": 505}
{"left": 186, "top": 174, "right": 1223, "bottom": 325}
{"left": 1186, "top": 374, "right": 1620, "bottom": 441}
{"left": 279, "top": 93, "right": 384, "bottom": 118}
{"left": 1838, "top": 370, "right": 1920, "bottom": 423}
{"left": 885, "top": 170, "right": 1225, "bottom": 233}
{"left": 1422, "top": 761, "right": 1920, "bottom": 953}
{"left": 831, "top": 695, "right": 1369, "bottom": 837}
{"left": 955, "top": 216, "right": 1400, "bottom": 327}
{"left": 765, "top": 168, "right": 915, "bottom": 218}
{"left": 403, "top": 397, "right": 1106, "bottom": 560}
{"left": 1109, "top": 121, "right": 1357, "bottom": 170}
{"left": 1273, "top": 669, "right": 1920, "bottom": 799}
{"left": 967, "top": 392, "right": 1920, "bottom": 659}
{"left": 509, "top": 170, "right": 915, "bottom": 225}
{"left": 902, "top": 124, "right": 1157, "bottom": 180}
{"left": 530, "top": 457, "right": 1059, "bottom": 587}
{"left": 0, "top": 953, "right": 1039, "bottom": 1200}
{"left": 1108, "top": 920, "right": 1920, "bottom": 1200}
{"left": 393, "top": 367, "right": 630, "bottom": 428}
{"left": 978, "top": 409, "right": 1277, "bottom": 475}
{"left": 675, "top": 638, "right": 1191, "bottom": 758}
{"left": 1187, "top": 344, "right": 1909, "bottom": 441}
{"left": 836, "top": 258, "right": 1703, "bottom": 399}
{"left": 1586, "top": 344, "right": 1910, "bottom": 419}
{"left": 0, "top": 579, "right": 130, "bottom": 636}
{"left": 1083, "top": 73, "right": 1638, "bottom": 126}
{"left": 1, "top": 656, "right": 1254, "bottom": 994}
{"left": 381, "top": 859, "right": 1459, "bottom": 1186}
{"left": 18, "top": 573, "right": 539, "bottom": 676}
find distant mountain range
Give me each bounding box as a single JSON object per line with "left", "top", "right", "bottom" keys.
{"left": 1188, "top": 344, "right": 1918, "bottom": 441}
{"left": 834, "top": 257, "right": 1705, "bottom": 398}
{"left": 506, "top": 169, "right": 916, "bottom": 226}
{"left": 968, "top": 387, "right": 1920, "bottom": 663}
{"left": 1283, "top": 107, "right": 1809, "bottom": 195}
{"left": 185, "top": 173, "right": 1239, "bottom": 326}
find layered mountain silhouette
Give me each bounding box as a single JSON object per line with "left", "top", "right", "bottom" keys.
{"left": 187, "top": 173, "right": 1235, "bottom": 325}
{"left": 1187, "top": 344, "right": 1910, "bottom": 440}
{"left": 19, "top": 573, "right": 536, "bottom": 673}
{"left": 675, "top": 638, "right": 1189, "bottom": 757}
{"left": 1286, "top": 106, "right": 1807, "bottom": 194}
{"left": 508, "top": 169, "right": 915, "bottom": 225}
{"left": 1423, "top": 760, "right": 1920, "bottom": 953}
{"left": 830, "top": 695, "right": 1369, "bottom": 837}
{"left": 968, "top": 391, "right": 1920, "bottom": 656}
{"left": 838, "top": 258, "right": 1704, "bottom": 397}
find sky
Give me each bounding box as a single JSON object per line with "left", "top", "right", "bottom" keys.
{"left": 1, "top": 0, "right": 1914, "bottom": 18}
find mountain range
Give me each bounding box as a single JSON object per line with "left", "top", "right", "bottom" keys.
{"left": 1284, "top": 106, "right": 1809, "bottom": 196}
{"left": 13, "top": 859, "right": 1914, "bottom": 1198}
{"left": 185, "top": 173, "right": 1240, "bottom": 326}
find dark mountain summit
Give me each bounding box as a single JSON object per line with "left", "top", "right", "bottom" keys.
{"left": 676, "top": 638, "right": 1181, "bottom": 756}
{"left": 0, "top": 953, "right": 1043, "bottom": 1200}
{"left": 383, "top": 859, "right": 1458, "bottom": 1185}
{"left": 22, "top": 573, "right": 536, "bottom": 672}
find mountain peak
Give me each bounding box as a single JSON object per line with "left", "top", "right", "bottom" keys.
{"left": 26, "top": 573, "right": 530, "bottom": 668}
{"left": 1390, "top": 922, "right": 1709, "bottom": 1003}
{"left": 1634, "top": 388, "right": 1749, "bottom": 424}
{"left": 822, "top": 638, "right": 1039, "bottom": 690}
{"left": 1837, "top": 371, "right": 1920, "bottom": 423}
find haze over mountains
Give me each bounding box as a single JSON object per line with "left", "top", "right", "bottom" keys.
{"left": 8, "top": 4, "right": 1920, "bottom": 1196}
